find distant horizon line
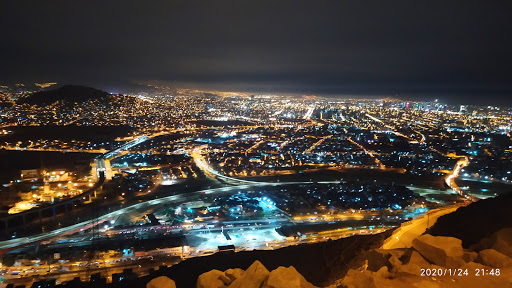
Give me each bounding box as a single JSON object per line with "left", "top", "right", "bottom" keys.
{"left": 2, "top": 82, "right": 511, "bottom": 107}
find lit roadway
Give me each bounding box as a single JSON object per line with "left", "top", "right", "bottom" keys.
{"left": 445, "top": 156, "right": 478, "bottom": 202}
{"left": 365, "top": 112, "right": 478, "bottom": 202}
{"left": 347, "top": 137, "right": 386, "bottom": 169}
{"left": 0, "top": 127, "right": 335, "bottom": 251}
{"left": 0, "top": 179, "right": 342, "bottom": 253}
{"left": 382, "top": 204, "right": 465, "bottom": 249}
{"left": 303, "top": 106, "right": 315, "bottom": 119}
{"left": 0, "top": 225, "right": 391, "bottom": 287}
{"left": 190, "top": 145, "right": 264, "bottom": 185}
{"left": 1, "top": 129, "right": 474, "bottom": 250}
{"left": 304, "top": 135, "right": 332, "bottom": 154}
{"left": 0, "top": 184, "right": 259, "bottom": 252}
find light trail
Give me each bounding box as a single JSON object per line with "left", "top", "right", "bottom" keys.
{"left": 303, "top": 106, "right": 315, "bottom": 120}
{"left": 347, "top": 137, "right": 386, "bottom": 169}
{"left": 304, "top": 135, "right": 332, "bottom": 154}
{"left": 101, "top": 135, "right": 149, "bottom": 159}
{"left": 189, "top": 145, "right": 263, "bottom": 185}
{"left": 445, "top": 156, "right": 477, "bottom": 202}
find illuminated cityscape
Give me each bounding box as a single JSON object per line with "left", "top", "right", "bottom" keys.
{"left": 0, "top": 84, "right": 510, "bottom": 287}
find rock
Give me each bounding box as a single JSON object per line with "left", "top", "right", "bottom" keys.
{"left": 373, "top": 273, "right": 440, "bottom": 288}
{"left": 462, "top": 250, "right": 478, "bottom": 263}
{"left": 397, "top": 251, "right": 431, "bottom": 276}
{"left": 343, "top": 258, "right": 512, "bottom": 288}
{"left": 388, "top": 255, "right": 402, "bottom": 273}
{"left": 477, "top": 249, "right": 512, "bottom": 268}
{"left": 147, "top": 276, "right": 176, "bottom": 288}
{"left": 498, "top": 266, "right": 512, "bottom": 283}
{"left": 197, "top": 269, "right": 226, "bottom": 288}
{"left": 388, "top": 248, "right": 408, "bottom": 260}
{"left": 262, "top": 266, "right": 317, "bottom": 288}
{"left": 412, "top": 234, "right": 465, "bottom": 268}
{"left": 228, "top": 260, "right": 270, "bottom": 288}
{"left": 374, "top": 266, "right": 391, "bottom": 278}
{"left": 408, "top": 250, "right": 431, "bottom": 266}
{"left": 367, "top": 249, "right": 391, "bottom": 272}
{"left": 219, "top": 273, "right": 232, "bottom": 285}
{"left": 462, "top": 249, "right": 478, "bottom": 263}
{"left": 490, "top": 228, "right": 512, "bottom": 258}
{"left": 341, "top": 269, "right": 377, "bottom": 288}
{"left": 224, "top": 268, "right": 244, "bottom": 283}
{"left": 367, "top": 248, "right": 407, "bottom": 272}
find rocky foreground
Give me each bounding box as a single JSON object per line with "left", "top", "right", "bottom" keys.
{"left": 341, "top": 228, "right": 512, "bottom": 288}
{"left": 146, "top": 228, "right": 512, "bottom": 288}
{"left": 147, "top": 260, "right": 329, "bottom": 288}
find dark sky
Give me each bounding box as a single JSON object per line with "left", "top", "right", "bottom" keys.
{"left": 2, "top": 0, "right": 512, "bottom": 105}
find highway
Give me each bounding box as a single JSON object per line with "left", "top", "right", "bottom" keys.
{"left": 365, "top": 112, "right": 479, "bottom": 202}
{"left": 444, "top": 156, "right": 479, "bottom": 202}
{"left": 303, "top": 106, "right": 315, "bottom": 120}
{"left": 0, "top": 184, "right": 251, "bottom": 251}
{"left": 0, "top": 179, "right": 339, "bottom": 253}
{"left": 0, "top": 139, "right": 348, "bottom": 253}
{"left": 347, "top": 137, "right": 386, "bottom": 169}
{"left": 189, "top": 145, "right": 263, "bottom": 185}
{"left": 0, "top": 225, "right": 392, "bottom": 287}
{"left": 101, "top": 135, "right": 149, "bottom": 159}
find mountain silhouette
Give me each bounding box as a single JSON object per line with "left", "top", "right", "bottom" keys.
{"left": 17, "top": 85, "right": 113, "bottom": 106}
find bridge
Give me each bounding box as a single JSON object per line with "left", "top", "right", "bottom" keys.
{"left": 101, "top": 135, "right": 149, "bottom": 159}
{"left": 189, "top": 145, "right": 264, "bottom": 185}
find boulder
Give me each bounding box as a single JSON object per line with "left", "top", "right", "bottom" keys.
{"left": 228, "top": 260, "right": 270, "bottom": 288}
{"left": 373, "top": 273, "right": 440, "bottom": 288}
{"left": 388, "top": 248, "right": 408, "bottom": 260}
{"left": 367, "top": 248, "right": 407, "bottom": 272}
{"left": 367, "top": 249, "right": 392, "bottom": 272}
{"left": 490, "top": 228, "right": 512, "bottom": 258}
{"left": 147, "top": 276, "right": 176, "bottom": 288}
{"left": 477, "top": 249, "right": 512, "bottom": 268}
{"left": 498, "top": 266, "right": 512, "bottom": 283}
{"left": 374, "top": 266, "right": 391, "bottom": 278}
{"left": 397, "top": 250, "right": 431, "bottom": 275}
{"left": 462, "top": 250, "right": 478, "bottom": 263}
{"left": 342, "top": 260, "right": 512, "bottom": 288}
{"left": 224, "top": 268, "right": 244, "bottom": 282}
{"left": 408, "top": 250, "right": 431, "bottom": 267}
{"left": 388, "top": 255, "right": 402, "bottom": 273}
{"left": 412, "top": 234, "right": 464, "bottom": 268}
{"left": 262, "top": 266, "right": 317, "bottom": 288}
{"left": 341, "top": 269, "right": 377, "bottom": 288}
{"left": 218, "top": 273, "right": 231, "bottom": 286}
{"left": 197, "top": 269, "right": 226, "bottom": 288}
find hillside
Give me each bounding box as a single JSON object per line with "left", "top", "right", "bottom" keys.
{"left": 17, "top": 85, "right": 112, "bottom": 106}
{"left": 86, "top": 231, "right": 392, "bottom": 288}
{"left": 426, "top": 191, "right": 512, "bottom": 248}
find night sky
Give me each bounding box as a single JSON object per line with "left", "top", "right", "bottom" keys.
{"left": 2, "top": 1, "right": 512, "bottom": 105}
